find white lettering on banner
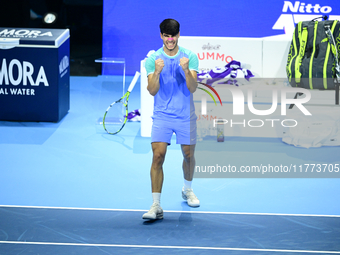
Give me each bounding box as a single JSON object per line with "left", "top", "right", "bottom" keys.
{"left": 9, "top": 88, "right": 35, "bottom": 95}
{"left": 282, "top": 2, "right": 331, "bottom": 13}
{"left": 0, "top": 87, "right": 35, "bottom": 96}
{"left": 0, "top": 59, "right": 9, "bottom": 85}
{"left": 59, "top": 55, "right": 69, "bottom": 77}
{"left": 273, "top": 1, "right": 338, "bottom": 35}
{"left": 9, "top": 59, "right": 22, "bottom": 85}
{"left": 0, "top": 29, "right": 14, "bottom": 36}
{"left": 0, "top": 29, "right": 53, "bottom": 38}
{"left": 0, "top": 88, "right": 8, "bottom": 94}
{"left": 0, "top": 59, "right": 49, "bottom": 86}
{"left": 23, "top": 61, "right": 34, "bottom": 85}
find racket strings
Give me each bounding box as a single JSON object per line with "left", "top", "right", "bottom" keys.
{"left": 103, "top": 101, "right": 128, "bottom": 135}
{"left": 103, "top": 92, "right": 132, "bottom": 135}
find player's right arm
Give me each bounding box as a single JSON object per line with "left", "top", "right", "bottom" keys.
{"left": 147, "top": 59, "right": 164, "bottom": 96}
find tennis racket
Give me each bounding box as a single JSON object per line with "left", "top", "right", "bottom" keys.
{"left": 103, "top": 71, "right": 140, "bottom": 134}
{"left": 325, "top": 25, "right": 340, "bottom": 82}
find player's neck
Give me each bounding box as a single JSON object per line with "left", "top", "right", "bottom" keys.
{"left": 163, "top": 45, "right": 179, "bottom": 56}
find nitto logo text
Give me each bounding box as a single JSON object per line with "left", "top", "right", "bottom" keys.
{"left": 282, "top": 1, "right": 332, "bottom": 13}
{"left": 272, "top": 1, "right": 340, "bottom": 35}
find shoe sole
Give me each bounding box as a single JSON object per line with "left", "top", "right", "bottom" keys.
{"left": 142, "top": 212, "right": 163, "bottom": 220}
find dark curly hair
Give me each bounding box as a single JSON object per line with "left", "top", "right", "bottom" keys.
{"left": 159, "top": 19, "right": 180, "bottom": 36}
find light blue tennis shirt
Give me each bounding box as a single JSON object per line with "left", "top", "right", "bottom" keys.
{"left": 145, "top": 46, "right": 199, "bottom": 122}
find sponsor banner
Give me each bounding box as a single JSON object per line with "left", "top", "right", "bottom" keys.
{"left": 0, "top": 28, "right": 70, "bottom": 122}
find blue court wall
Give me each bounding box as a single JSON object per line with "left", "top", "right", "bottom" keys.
{"left": 103, "top": 0, "right": 340, "bottom": 75}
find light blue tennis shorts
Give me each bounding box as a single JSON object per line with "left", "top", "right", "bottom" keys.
{"left": 151, "top": 119, "right": 197, "bottom": 145}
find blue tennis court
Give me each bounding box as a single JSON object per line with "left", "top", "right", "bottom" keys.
{"left": 1, "top": 75, "right": 340, "bottom": 254}
{"left": 1, "top": 206, "right": 340, "bottom": 254}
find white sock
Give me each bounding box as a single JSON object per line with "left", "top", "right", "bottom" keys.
{"left": 184, "top": 179, "right": 192, "bottom": 190}
{"left": 152, "top": 193, "right": 161, "bottom": 204}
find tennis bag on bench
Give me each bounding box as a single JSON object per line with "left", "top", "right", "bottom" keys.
{"left": 286, "top": 19, "right": 340, "bottom": 90}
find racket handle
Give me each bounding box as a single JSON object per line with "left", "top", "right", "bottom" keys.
{"left": 127, "top": 71, "right": 141, "bottom": 92}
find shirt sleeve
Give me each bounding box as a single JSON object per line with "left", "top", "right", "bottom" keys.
{"left": 188, "top": 51, "right": 199, "bottom": 73}
{"left": 145, "top": 54, "right": 156, "bottom": 76}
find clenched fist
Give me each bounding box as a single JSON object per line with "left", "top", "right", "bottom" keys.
{"left": 179, "top": 57, "right": 189, "bottom": 71}
{"left": 155, "top": 59, "right": 164, "bottom": 74}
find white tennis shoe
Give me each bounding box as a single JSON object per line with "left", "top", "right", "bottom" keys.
{"left": 142, "top": 203, "right": 163, "bottom": 220}
{"left": 182, "top": 187, "right": 200, "bottom": 207}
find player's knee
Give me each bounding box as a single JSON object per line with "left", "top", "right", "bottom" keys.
{"left": 183, "top": 152, "right": 194, "bottom": 163}
{"left": 153, "top": 151, "right": 166, "bottom": 164}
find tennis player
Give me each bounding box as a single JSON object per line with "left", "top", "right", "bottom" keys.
{"left": 143, "top": 19, "right": 200, "bottom": 220}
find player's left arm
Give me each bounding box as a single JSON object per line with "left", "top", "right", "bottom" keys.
{"left": 180, "top": 57, "right": 198, "bottom": 93}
